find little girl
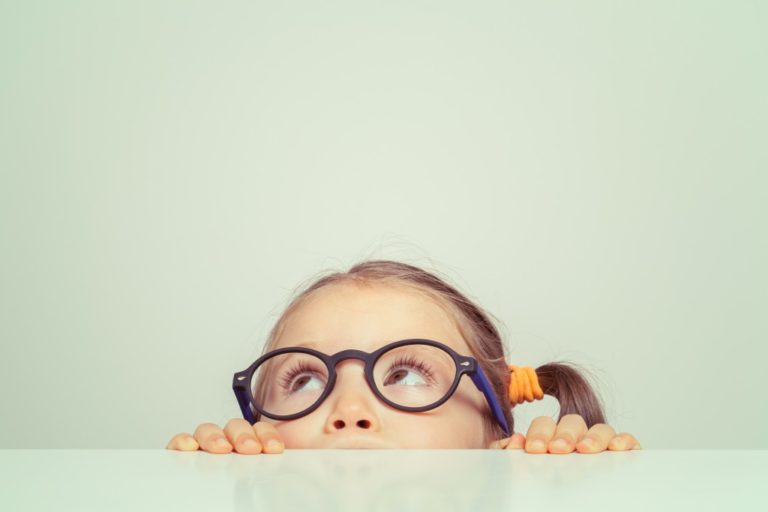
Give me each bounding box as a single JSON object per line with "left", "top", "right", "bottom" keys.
{"left": 167, "top": 260, "right": 641, "bottom": 454}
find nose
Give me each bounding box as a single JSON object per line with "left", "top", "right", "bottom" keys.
{"left": 324, "top": 359, "right": 380, "bottom": 433}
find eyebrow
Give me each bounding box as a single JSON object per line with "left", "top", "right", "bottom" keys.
{"left": 291, "top": 341, "right": 317, "bottom": 349}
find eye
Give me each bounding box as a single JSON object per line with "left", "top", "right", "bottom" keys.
{"left": 384, "top": 368, "right": 427, "bottom": 386}
{"left": 287, "top": 374, "right": 324, "bottom": 393}
{"left": 383, "top": 356, "right": 434, "bottom": 386}
{"left": 280, "top": 363, "right": 326, "bottom": 394}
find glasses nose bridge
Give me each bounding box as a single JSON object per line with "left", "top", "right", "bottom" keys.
{"left": 325, "top": 349, "right": 376, "bottom": 399}
{"left": 328, "top": 349, "right": 373, "bottom": 371}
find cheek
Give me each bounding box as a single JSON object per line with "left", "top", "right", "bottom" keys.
{"left": 394, "top": 398, "right": 487, "bottom": 448}
{"left": 394, "top": 413, "right": 483, "bottom": 448}
{"left": 441, "top": 382, "right": 489, "bottom": 445}
{"left": 265, "top": 418, "right": 317, "bottom": 449}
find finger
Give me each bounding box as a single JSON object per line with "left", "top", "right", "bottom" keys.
{"left": 489, "top": 433, "right": 525, "bottom": 450}
{"left": 608, "top": 432, "right": 642, "bottom": 451}
{"left": 504, "top": 433, "right": 526, "bottom": 450}
{"left": 224, "top": 418, "right": 263, "bottom": 454}
{"left": 193, "top": 422, "right": 233, "bottom": 454}
{"left": 549, "top": 414, "right": 588, "bottom": 454}
{"left": 254, "top": 421, "right": 284, "bottom": 454}
{"left": 575, "top": 423, "right": 616, "bottom": 453}
{"left": 488, "top": 437, "right": 510, "bottom": 449}
{"left": 165, "top": 433, "right": 199, "bottom": 451}
{"left": 525, "top": 416, "right": 556, "bottom": 454}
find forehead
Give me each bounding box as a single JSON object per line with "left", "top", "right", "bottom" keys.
{"left": 273, "top": 281, "right": 472, "bottom": 356}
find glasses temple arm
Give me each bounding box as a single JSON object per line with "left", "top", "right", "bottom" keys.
{"left": 233, "top": 374, "right": 256, "bottom": 425}
{"left": 469, "top": 366, "right": 511, "bottom": 438}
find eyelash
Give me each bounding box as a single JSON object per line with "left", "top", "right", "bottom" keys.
{"left": 390, "top": 355, "right": 435, "bottom": 383}
{"left": 278, "top": 356, "right": 436, "bottom": 393}
{"left": 279, "top": 361, "right": 320, "bottom": 393}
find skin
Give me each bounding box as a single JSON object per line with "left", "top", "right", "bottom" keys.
{"left": 167, "top": 282, "right": 641, "bottom": 455}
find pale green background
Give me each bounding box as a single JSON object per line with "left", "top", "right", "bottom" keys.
{"left": 1, "top": 0, "right": 765, "bottom": 449}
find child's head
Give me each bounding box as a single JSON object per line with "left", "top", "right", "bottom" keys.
{"left": 250, "top": 260, "right": 511, "bottom": 448}
{"left": 246, "top": 259, "right": 606, "bottom": 449}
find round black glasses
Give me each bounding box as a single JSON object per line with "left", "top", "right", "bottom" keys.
{"left": 232, "top": 338, "right": 510, "bottom": 437}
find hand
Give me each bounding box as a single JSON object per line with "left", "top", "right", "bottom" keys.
{"left": 490, "top": 414, "right": 642, "bottom": 454}
{"left": 165, "top": 419, "right": 285, "bottom": 455}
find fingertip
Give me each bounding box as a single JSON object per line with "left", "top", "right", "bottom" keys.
{"left": 179, "top": 436, "right": 199, "bottom": 451}
{"left": 235, "top": 437, "right": 262, "bottom": 454}
{"left": 205, "top": 436, "right": 233, "bottom": 454}
{"left": 264, "top": 439, "right": 284, "bottom": 454}
{"left": 507, "top": 434, "right": 525, "bottom": 450}
{"left": 576, "top": 438, "right": 598, "bottom": 453}
{"left": 608, "top": 437, "right": 626, "bottom": 450}
{"left": 548, "top": 438, "right": 573, "bottom": 454}
{"left": 166, "top": 434, "right": 195, "bottom": 451}
{"left": 525, "top": 439, "right": 547, "bottom": 454}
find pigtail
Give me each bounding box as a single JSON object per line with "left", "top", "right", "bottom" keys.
{"left": 534, "top": 362, "right": 607, "bottom": 428}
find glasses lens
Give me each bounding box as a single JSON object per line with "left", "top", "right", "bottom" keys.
{"left": 251, "top": 351, "right": 329, "bottom": 417}
{"left": 373, "top": 343, "right": 457, "bottom": 408}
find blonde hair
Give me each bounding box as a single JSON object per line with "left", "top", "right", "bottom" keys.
{"left": 255, "top": 259, "right": 607, "bottom": 446}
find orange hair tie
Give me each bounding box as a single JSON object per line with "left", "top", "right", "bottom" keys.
{"left": 508, "top": 364, "right": 544, "bottom": 405}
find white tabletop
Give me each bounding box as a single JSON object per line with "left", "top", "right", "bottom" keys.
{"left": 1, "top": 449, "right": 766, "bottom": 511}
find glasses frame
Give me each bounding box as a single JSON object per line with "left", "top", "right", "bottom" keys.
{"left": 232, "top": 338, "right": 510, "bottom": 437}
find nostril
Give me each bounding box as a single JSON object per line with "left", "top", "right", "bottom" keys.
{"left": 333, "top": 420, "right": 345, "bottom": 429}
{"left": 357, "top": 419, "right": 371, "bottom": 429}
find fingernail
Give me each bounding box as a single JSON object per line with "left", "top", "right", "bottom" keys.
{"left": 242, "top": 438, "right": 257, "bottom": 448}
{"left": 214, "top": 437, "right": 229, "bottom": 448}
{"left": 528, "top": 440, "right": 546, "bottom": 452}
{"left": 580, "top": 438, "right": 596, "bottom": 451}
{"left": 551, "top": 438, "right": 570, "bottom": 452}
{"left": 267, "top": 439, "right": 282, "bottom": 451}
{"left": 610, "top": 438, "right": 625, "bottom": 450}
